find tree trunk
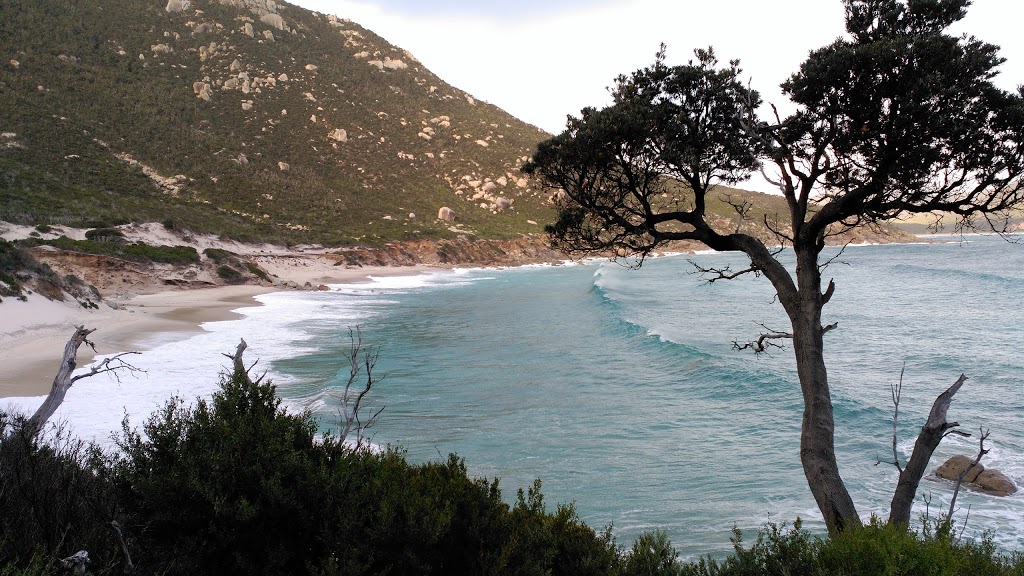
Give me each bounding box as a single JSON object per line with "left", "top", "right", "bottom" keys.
{"left": 27, "top": 326, "right": 96, "bottom": 435}
{"left": 789, "top": 248, "right": 861, "bottom": 534}
{"left": 888, "top": 374, "right": 968, "bottom": 526}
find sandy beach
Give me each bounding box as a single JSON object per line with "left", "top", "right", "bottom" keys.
{"left": 0, "top": 262, "right": 438, "bottom": 399}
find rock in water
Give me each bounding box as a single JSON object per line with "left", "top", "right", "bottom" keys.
{"left": 935, "top": 455, "right": 984, "bottom": 483}
{"left": 974, "top": 470, "right": 1017, "bottom": 496}
{"left": 935, "top": 454, "right": 1017, "bottom": 496}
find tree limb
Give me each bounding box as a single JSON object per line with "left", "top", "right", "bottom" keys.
{"left": 888, "top": 374, "right": 968, "bottom": 526}
{"left": 875, "top": 364, "right": 905, "bottom": 473}
{"left": 946, "top": 427, "right": 989, "bottom": 523}
{"left": 733, "top": 323, "right": 793, "bottom": 354}
{"left": 338, "top": 327, "right": 385, "bottom": 447}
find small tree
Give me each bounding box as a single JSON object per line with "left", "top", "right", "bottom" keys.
{"left": 524, "top": 0, "right": 1024, "bottom": 534}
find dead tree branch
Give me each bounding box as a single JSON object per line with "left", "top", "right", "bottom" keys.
{"left": 687, "top": 259, "right": 760, "bottom": 283}
{"left": 888, "top": 374, "right": 969, "bottom": 526}
{"left": 947, "top": 427, "right": 990, "bottom": 522}
{"left": 733, "top": 323, "right": 793, "bottom": 354}
{"left": 27, "top": 327, "right": 142, "bottom": 436}
{"left": 722, "top": 193, "right": 753, "bottom": 233}
{"left": 876, "top": 365, "right": 906, "bottom": 472}
{"left": 110, "top": 520, "right": 135, "bottom": 574}
{"left": 338, "top": 327, "right": 385, "bottom": 447}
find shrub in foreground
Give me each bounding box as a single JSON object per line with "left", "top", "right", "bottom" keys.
{"left": 3, "top": 363, "right": 1024, "bottom": 574}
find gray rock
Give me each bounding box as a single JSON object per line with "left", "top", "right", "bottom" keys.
{"left": 165, "top": 0, "right": 189, "bottom": 12}
{"left": 261, "top": 13, "right": 287, "bottom": 31}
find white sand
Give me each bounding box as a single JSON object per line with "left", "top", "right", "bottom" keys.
{"left": 0, "top": 263, "right": 437, "bottom": 398}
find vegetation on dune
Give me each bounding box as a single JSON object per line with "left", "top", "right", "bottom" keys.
{"left": 18, "top": 236, "right": 200, "bottom": 265}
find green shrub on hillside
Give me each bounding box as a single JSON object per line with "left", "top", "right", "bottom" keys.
{"left": 18, "top": 237, "right": 200, "bottom": 265}
{"left": 84, "top": 227, "right": 126, "bottom": 242}
{"left": 215, "top": 264, "right": 243, "bottom": 283}
{"left": 0, "top": 238, "right": 62, "bottom": 301}
{"left": 202, "top": 247, "right": 236, "bottom": 263}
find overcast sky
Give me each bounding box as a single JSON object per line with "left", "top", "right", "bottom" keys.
{"left": 289, "top": 0, "right": 1023, "bottom": 191}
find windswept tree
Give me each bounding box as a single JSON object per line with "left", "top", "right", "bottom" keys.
{"left": 524, "top": 0, "right": 1024, "bottom": 534}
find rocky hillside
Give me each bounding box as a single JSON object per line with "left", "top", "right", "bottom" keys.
{"left": 1, "top": 0, "right": 555, "bottom": 245}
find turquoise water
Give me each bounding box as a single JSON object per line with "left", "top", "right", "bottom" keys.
{"left": 268, "top": 235, "right": 1024, "bottom": 557}
{"left": 12, "top": 236, "right": 1020, "bottom": 558}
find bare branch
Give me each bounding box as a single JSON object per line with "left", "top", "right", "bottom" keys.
{"left": 337, "top": 327, "right": 385, "bottom": 447}
{"left": 733, "top": 323, "right": 793, "bottom": 354}
{"left": 222, "top": 339, "right": 248, "bottom": 378}
{"left": 721, "top": 193, "right": 753, "bottom": 234}
{"left": 821, "top": 279, "right": 836, "bottom": 305}
{"left": 947, "top": 427, "right": 990, "bottom": 521}
{"left": 876, "top": 365, "right": 905, "bottom": 473}
{"left": 688, "top": 259, "right": 760, "bottom": 283}
{"left": 110, "top": 520, "right": 135, "bottom": 574}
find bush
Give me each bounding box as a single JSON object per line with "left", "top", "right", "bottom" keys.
{"left": 108, "top": 363, "right": 627, "bottom": 575}
{"left": 246, "top": 262, "right": 272, "bottom": 282}
{"left": 18, "top": 237, "right": 200, "bottom": 265}
{"left": 0, "top": 413, "right": 123, "bottom": 572}
{"left": 84, "top": 227, "right": 126, "bottom": 242}
{"left": 215, "top": 264, "right": 243, "bottom": 283}
{"left": 5, "top": 346, "right": 1022, "bottom": 574}
{"left": 202, "top": 247, "right": 236, "bottom": 263}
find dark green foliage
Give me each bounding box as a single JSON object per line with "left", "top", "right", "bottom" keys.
{"left": 245, "top": 262, "right": 272, "bottom": 282}
{"left": 524, "top": 46, "right": 763, "bottom": 258}
{"left": 680, "top": 519, "right": 1024, "bottom": 576}
{"left": 114, "top": 371, "right": 329, "bottom": 574}
{"left": 109, "top": 366, "right": 622, "bottom": 575}
{"left": 32, "top": 224, "right": 51, "bottom": 233}
{"left": 3, "top": 364, "right": 1024, "bottom": 574}
{"left": 202, "top": 247, "right": 236, "bottom": 263}
{"left": 626, "top": 531, "right": 682, "bottom": 576}
{"left": 83, "top": 227, "right": 126, "bottom": 242}
{"left": 0, "top": 413, "right": 123, "bottom": 573}
{"left": 215, "top": 264, "right": 242, "bottom": 282}
{"left": 0, "top": 238, "right": 61, "bottom": 301}
{"left": 18, "top": 237, "right": 199, "bottom": 265}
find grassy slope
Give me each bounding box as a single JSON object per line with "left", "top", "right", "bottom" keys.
{"left": 0, "top": 0, "right": 555, "bottom": 245}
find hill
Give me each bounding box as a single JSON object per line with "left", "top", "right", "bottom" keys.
{"left": 1, "top": 0, "right": 557, "bottom": 245}
{"left": 0, "top": 0, "right": 915, "bottom": 257}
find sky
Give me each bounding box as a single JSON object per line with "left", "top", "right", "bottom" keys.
{"left": 289, "top": 0, "right": 1024, "bottom": 192}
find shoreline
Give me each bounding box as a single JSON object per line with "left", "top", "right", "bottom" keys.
{"left": 0, "top": 264, "right": 439, "bottom": 399}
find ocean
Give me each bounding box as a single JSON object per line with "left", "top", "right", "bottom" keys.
{"left": 6, "top": 234, "right": 1023, "bottom": 558}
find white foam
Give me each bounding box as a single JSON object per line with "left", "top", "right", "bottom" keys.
{"left": 4, "top": 271, "right": 475, "bottom": 445}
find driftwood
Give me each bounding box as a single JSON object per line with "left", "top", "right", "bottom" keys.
{"left": 26, "top": 326, "right": 141, "bottom": 436}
